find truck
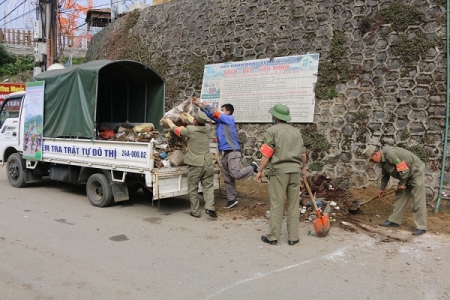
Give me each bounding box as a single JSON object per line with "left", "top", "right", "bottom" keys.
{"left": 0, "top": 60, "right": 219, "bottom": 207}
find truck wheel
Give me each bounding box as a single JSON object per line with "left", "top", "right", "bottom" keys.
{"left": 86, "top": 173, "right": 113, "bottom": 207}
{"left": 7, "top": 153, "right": 27, "bottom": 188}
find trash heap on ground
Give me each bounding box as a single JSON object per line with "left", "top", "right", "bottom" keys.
{"left": 297, "top": 174, "right": 354, "bottom": 224}
{"left": 97, "top": 99, "right": 219, "bottom": 169}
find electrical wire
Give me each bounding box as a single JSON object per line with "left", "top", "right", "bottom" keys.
{"left": 1, "top": 7, "right": 34, "bottom": 26}
{"left": 0, "top": 0, "right": 27, "bottom": 22}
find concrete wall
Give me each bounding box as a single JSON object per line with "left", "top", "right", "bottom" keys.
{"left": 86, "top": 0, "right": 448, "bottom": 203}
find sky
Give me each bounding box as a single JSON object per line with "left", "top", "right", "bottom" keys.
{"left": 1, "top": 0, "right": 153, "bottom": 33}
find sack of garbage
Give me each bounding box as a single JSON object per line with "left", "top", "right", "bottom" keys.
{"left": 134, "top": 123, "right": 154, "bottom": 133}
{"left": 169, "top": 150, "right": 185, "bottom": 166}
{"left": 161, "top": 98, "right": 196, "bottom": 127}
{"left": 99, "top": 127, "right": 115, "bottom": 139}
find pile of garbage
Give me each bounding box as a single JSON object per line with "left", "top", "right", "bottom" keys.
{"left": 96, "top": 99, "right": 219, "bottom": 169}
{"left": 297, "top": 175, "right": 353, "bottom": 223}
{"left": 99, "top": 123, "right": 159, "bottom": 142}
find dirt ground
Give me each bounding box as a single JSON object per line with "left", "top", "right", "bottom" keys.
{"left": 213, "top": 175, "right": 450, "bottom": 236}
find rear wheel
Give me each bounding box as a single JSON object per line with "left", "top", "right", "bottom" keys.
{"left": 7, "top": 153, "right": 26, "bottom": 188}
{"left": 86, "top": 173, "right": 113, "bottom": 207}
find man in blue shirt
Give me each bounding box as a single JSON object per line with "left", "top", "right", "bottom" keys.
{"left": 193, "top": 98, "right": 257, "bottom": 208}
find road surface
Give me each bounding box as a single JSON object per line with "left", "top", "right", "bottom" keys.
{"left": 0, "top": 165, "right": 449, "bottom": 299}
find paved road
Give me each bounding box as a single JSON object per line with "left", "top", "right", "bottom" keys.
{"left": 0, "top": 165, "right": 449, "bottom": 299}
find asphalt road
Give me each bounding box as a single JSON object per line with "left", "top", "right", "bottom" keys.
{"left": 0, "top": 165, "right": 449, "bottom": 300}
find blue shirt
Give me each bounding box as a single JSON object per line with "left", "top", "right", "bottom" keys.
{"left": 201, "top": 104, "right": 240, "bottom": 152}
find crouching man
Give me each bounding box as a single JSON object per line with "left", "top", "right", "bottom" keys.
{"left": 362, "top": 145, "right": 427, "bottom": 236}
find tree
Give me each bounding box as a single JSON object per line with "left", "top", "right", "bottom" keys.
{"left": 57, "top": 0, "right": 93, "bottom": 61}
{"left": 0, "top": 43, "right": 14, "bottom": 66}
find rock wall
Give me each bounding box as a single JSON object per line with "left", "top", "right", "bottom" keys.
{"left": 86, "top": 0, "right": 448, "bottom": 202}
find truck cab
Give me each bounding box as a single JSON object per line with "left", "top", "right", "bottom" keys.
{"left": 0, "top": 91, "right": 25, "bottom": 163}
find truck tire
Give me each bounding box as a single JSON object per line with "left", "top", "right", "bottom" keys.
{"left": 7, "top": 153, "right": 27, "bottom": 188}
{"left": 86, "top": 173, "right": 113, "bottom": 207}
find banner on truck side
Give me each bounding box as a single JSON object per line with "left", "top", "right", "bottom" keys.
{"left": 23, "top": 81, "right": 45, "bottom": 161}
{"left": 0, "top": 83, "right": 26, "bottom": 106}
{"left": 199, "top": 54, "right": 319, "bottom": 123}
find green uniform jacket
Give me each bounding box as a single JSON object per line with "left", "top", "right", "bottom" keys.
{"left": 263, "top": 123, "right": 306, "bottom": 174}
{"left": 178, "top": 125, "right": 213, "bottom": 167}
{"left": 380, "top": 147, "right": 425, "bottom": 190}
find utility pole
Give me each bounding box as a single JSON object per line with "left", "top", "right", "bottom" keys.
{"left": 34, "top": 0, "right": 57, "bottom": 73}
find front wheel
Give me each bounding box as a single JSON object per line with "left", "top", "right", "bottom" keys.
{"left": 7, "top": 153, "right": 27, "bottom": 188}
{"left": 86, "top": 173, "right": 113, "bottom": 207}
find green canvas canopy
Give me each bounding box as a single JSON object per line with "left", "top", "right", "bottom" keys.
{"left": 34, "top": 60, "right": 165, "bottom": 138}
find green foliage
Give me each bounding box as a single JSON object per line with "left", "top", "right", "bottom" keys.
{"left": 0, "top": 55, "right": 34, "bottom": 76}
{"left": 408, "top": 145, "right": 429, "bottom": 163}
{"left": 92, "top": 10, "right": 150, "bottom": 64}
{"left": 377, "top": 2, "right": 426, "bottom": 32}
{"left": 400, "top": 129, "right": 410, "bottom": 141}
{"left": 62, "top": 57, "right": 85, "bottom": 65}
{"left": 310, "top": 162, "right": 324, "bottom": 172}
{"left": 393, "top": 33, "right": 435, "bottom": 63}
{"left": 0, "top": 43, "right": 14, "bottom": 66}
{"left": 301, "top": 127, "right": 331, "bottom": 153}
{"left": 353, "top": 110, "right": 369, "bottom": 121}
{"left": 315, "top": 34, "right": 349, "bottom": 99}
{"left": 359, "top": 16, "right": 372, "bottom": 34}
{"left": 181, "top": 53, "right": 205, "bottom": 88}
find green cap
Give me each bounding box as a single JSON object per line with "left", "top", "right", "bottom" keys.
{"left": 269, "top": 103, "right": 291, "bottom": 122}
{"left": 362, "top": 145, "right": 377, "bottom": 159}
{"left": 194, "top": 110, "right": 209, "bottom": 124}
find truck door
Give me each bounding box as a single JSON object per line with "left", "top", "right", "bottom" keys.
{"left": 0, "top": 95, "right": 24, "bottom": 161}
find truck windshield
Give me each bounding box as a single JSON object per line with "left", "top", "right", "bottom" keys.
{"left": 0, "top": 98, "right": 22, "bottom": 128}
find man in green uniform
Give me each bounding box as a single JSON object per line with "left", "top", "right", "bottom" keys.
{"left": 255, "top": 104, "right": 307, "bottom": 245}
{"left": 362, "top": 145, "right": 427, "bottom": 236}
{"left": 163, "top": 111, "right": 217, "bottom": 219}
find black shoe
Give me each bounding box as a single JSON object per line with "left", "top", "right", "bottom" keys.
{"left": 205, "top": 209, "right": 218, "bottom": 219}
{"left": 288, "top": 240, "right": 299, "bottom": 246}
{"left": 190, "top": 212, "right": 200, "bottom": 218}
{"left": 251, "top": 162, "right": 259, "bottom": 173}
{"left": 261, "top": 235, "right": 277, "bottom": 245}
{"left": 379, "top": 220, "right": 399, "bottom": 227}
{"left": 224, "top": 200, "right": 238, "bottom": 209}
{"left": 413, "top": 229, "right": 426, "bottom": 236}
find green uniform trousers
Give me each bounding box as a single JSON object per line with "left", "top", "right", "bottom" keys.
{"left": 266, "top": 172, "right": 300, "bottom": 241}
{"left": 188, "top": 162, "right": 215, "bottom": 217}
{"left": 388, "top": 171, "right": 427, "bottom": 230}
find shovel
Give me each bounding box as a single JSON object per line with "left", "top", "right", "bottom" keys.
{"left": 304, "top": 178, "right": 330, "bottom": 237}
{"left": 349, "top": 190, "right": 397, "bottom": 212}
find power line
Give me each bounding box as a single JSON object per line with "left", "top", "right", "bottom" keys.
{"left": 0, "top": 0, "right": 27, "bottom": 22}
{"left": 1, "top": 7, "right": 34, "bottom": 26}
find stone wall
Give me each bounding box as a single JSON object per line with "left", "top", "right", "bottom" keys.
{"left": 86, "top": 0, "right": 448, "bottom": 202}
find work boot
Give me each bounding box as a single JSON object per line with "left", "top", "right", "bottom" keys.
{"left": 379, "top": 220, "right": 399, "bottom": 227}
{"left": 261, "top": 235, "right": 277, "bottom": 245}
{"left": 288, "top": 239, "right": 299, "bottom": 246}
{"left": 412, "top": 229, "right": 426, "bottom": 236}
{"left": 205, "top": 209, "right": 218, "bottom": 219}
{"left": 190, "top": 212, "right": 200, "bottom": 218}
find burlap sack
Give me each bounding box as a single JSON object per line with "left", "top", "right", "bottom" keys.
{"left": 168, "top": 150, "right": 185, "bottom": 166}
